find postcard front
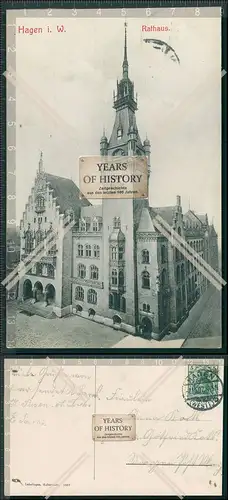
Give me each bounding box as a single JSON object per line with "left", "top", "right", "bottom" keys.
{"left": 5, "top": 357, "right": 224, "bottom": 496}
{"left": 5, "top": 6, "right": 223, "bottom": 349}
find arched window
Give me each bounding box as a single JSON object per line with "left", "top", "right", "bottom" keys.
{"left": 143, "top": 303, "right": 150, "bottom": 313}
{"left": 78, "top": 244, "right": 83, "bottom": 257}
{"left": 161, "top": 269, "right": 167, "bottom": 287}
{"left": 176, "top": 266, "right": 181, "bottom": 283}
{"left": 90, "top": 265, "right": 99, "bottom": 280}
{"left": 119, "top": 270, "right": 124, "bottom": 286}
{"left": 47, "top": 226, "right": 56, "bottom": 255}
{"left": 47, "top": 264, "right": 54, "bottom": 278}
{"left": 161, "top": 245, "right": 167, "bottom": 264}
{"left": 192, "top": 275, "right": 195, "bottom": 290}
{"left": 175, "top": 248, "right": 180, "bottom": 261}
{"left": 117, "top": 127, "right": 122, "bottom": 139}
{"left": 142, "top": 249, "right": 149, "bottom": 264}
{"left": 142, "top": 271, "right": 150, "bottom": 289}
{"left": 75, "top": 286, "right": 84, "bottom": 301}
{"left": 94, "top": 245, "right": 100, "bottom": 258}
{"left": 78, "top": 264, "right": 86, "bottom": 279}
{"left": 178, "top": 227, "right": 181, "bottom": 236}
{"left": 37, "top": 263, "right": 42, "bottom": 275}
{"left": 182, "top": 284, "right": 186, "bottom": 301}
{"left": 120, "top": 296, "right": 126, "bottom": 313}
{"left": 111, "top": 269, "right": 118, "bottom": 285}
{"left": 113, "top": 217, "right": 121, "bottom": 229}
{"left": 118, "top": 246, "right": 124, "bottom": 260}
{"left": 35, "top": 229, "right": 44, "bottom": 247}
{"left": 111, "top": 246, "right": 117, "bottom": 260}
{"left": 36, "top": 196, "right": 45, "bottom": 210}
{"left": 92, "top": 219, "right": 99, "bottom": 232}
{"left": 85, "top": 244, "right": 91, "bottom": 257}
{"left": 87, "top": 289, "right": 97, "bottom": 305}
{"left": 109, "top": 293, "right": 114, "bottom": 309}
{"left": 181, "top": 263, "right": 185, "bottom": 282}
{"left": 25, "top": 230, "right": 33, "bottom": 253}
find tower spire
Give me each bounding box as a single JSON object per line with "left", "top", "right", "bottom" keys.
{"left": 122, "top": 22, "right": 128, "bottom": 78}
{"left": 38, "top": 150, "right": 44, "bottom": 174}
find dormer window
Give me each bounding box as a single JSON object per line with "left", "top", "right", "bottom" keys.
{"left": 79, "top": 218, "right": 86, "bottom": 231}
{"left": 113, "top": 217, "right": 121, "bottom": 229}
{"left": 92, "top": 218, "right": 99, "bottom": 232}
{"left": 66, "top": 209, "right": 74, "bottom": 222}
{"left": 117, "top": 127, "right": 122, "bottom": 139}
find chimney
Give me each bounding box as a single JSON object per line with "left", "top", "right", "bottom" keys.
{"left": 176, "top": 195, "right": 181, "bottom": 207}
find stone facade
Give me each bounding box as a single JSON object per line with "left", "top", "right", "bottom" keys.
{"left": 18, "top": 25, "right": 219, "bottom": 341}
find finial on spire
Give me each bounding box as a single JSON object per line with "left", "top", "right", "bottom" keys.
{"left": 38, "top": 150, "right": 44, "bottom": 174}
{"left": 122, "top": 21, "right": 128, "bottom": 78}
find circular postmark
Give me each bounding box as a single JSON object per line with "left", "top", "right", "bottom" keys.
{"left": 182, "top": 365, "right": 223, "bottom": 411}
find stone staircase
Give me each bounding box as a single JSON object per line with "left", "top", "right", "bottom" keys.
{"left": 18, "top": 299, "right": 57, "bottom": 319}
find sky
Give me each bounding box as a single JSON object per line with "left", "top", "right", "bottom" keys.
{"left": 11, "top": 8, "right": 221, "bottom": 243}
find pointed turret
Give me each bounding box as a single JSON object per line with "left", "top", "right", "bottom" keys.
{"left": 38, "top": 151, "right": 44, "bottom": 174}
{"left": 128, "top": 124, "right": 137, "bottom": 155}
{"left": 143, "top": 137, "right": 151, "bottom": 179}
{"left": 122, "top": 22, "right": 128, "bottom": 79}
{"left": 100, "top": 128, "right": 108, "bottom": 156}
{"left": 113, "top": 23, "right": 137, "bottom": 113}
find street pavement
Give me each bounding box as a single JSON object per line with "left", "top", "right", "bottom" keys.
{"left": 7, "top": 302, "right": 127, "bottom": 348}
{"left": 7, "top": 285, "right": 221, "bottom": 349}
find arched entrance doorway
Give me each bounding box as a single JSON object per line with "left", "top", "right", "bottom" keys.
{"left": 34, "top": 281, "right": 43, "bottom": 302}
{"left": 45, "top": 284, "right": 55, "bottom": 304}
{"left": 141, "top": 316, "right": 152, "bottom": 339}
{"left": 76, "top": 304, "right": 83, "bottom": 313}
{"left": 113, "top": 315, "right": 122, "bottom": 325}
{"left": 88, "top": 308, "right": 95, "bottom": 318}
{"left": 23, "top": 279, "right": 33, "bottom": 300}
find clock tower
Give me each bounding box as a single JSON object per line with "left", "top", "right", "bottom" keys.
{"left": 100, "top": 23, "right": 151, "bottom": 332}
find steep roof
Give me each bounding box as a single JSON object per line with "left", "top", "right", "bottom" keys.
{"left": 46, "top": 173, "right": 91, "bottom": 217}
{"left": 108, "top": 108, "right": 144, "bottom": 153}
{"left": 195, "top": 213, "right": 208, "bottom": 225}
{"left": 150, "top": 206, "right": 176, "bottom": 227}
{"left": 209, "top": 224, "right": 217, "bottom": 236}
{"left": 133, "top": 198, "right": 149, "bottom": 230}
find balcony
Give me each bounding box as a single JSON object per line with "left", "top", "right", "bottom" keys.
{"left": 71, "top": 277, "right": 104, "bottom": 289}
{"left": 109, "top": 283, "right": 126, "bottom": 294}
{"left": 40, "top": 255, "right": 57, "bottom": 266}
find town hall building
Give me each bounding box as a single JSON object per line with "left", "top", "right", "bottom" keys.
{"left": 18, "top": 24, "right": 219, "bottom": 340}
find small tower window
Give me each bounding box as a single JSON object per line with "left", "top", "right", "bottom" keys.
{"left": 92, "top": 219, "right": 99, "bottom": 232}
{"left": 117, "top": 128, "right": 122, "bottom": 139}
{"left": 113, "top": 217, "right": 121, "bottom": 229}
{"left": 111, "top": 246, "right": 117, "bottom": 260}
{"left": 111, "top": 269, "right": 118, "bottom": 286}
